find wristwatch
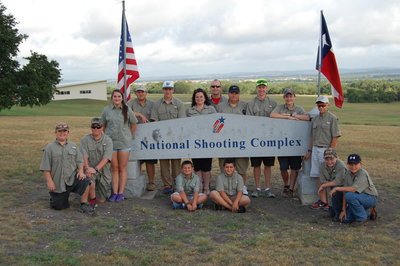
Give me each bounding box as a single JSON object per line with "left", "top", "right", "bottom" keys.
{"left": 95, "top": 167, "right": 99, "bottom": 173}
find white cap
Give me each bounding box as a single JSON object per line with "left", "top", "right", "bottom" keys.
{"left": 134, "top": 85, "right": 147, "bottom": 92}
{"left": 162, "top": 81, "right": 174, "bottom": 88}
{"left": 315, "top": 95, "right": 329, "bottom": 104}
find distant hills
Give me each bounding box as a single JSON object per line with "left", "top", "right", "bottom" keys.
{"left": 62, "top": 68, "right": 400, "bottom": 85}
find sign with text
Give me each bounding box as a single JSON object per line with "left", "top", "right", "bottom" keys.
{"left": 131, "top": 113, "right": 311, "bottom": 160}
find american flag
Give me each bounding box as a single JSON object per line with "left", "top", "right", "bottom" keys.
{"left": 118, "top": 12, "right": 139, "bottom": 102}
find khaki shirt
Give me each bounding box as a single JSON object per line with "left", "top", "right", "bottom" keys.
{"left": 150, "top": 97, "right": 186, "bottom": 121}
{"left": 80, "top": 133, "right": 113, "bottom": 180}
{"left": 216, "top": 101, "right": 247, "bottom": 115}
{"left": 39, "top": 140, "right": 83, "bottom": 193}
{"left": 215, "top": 171, "right": 244, "bottom": 196}
{"left": 246, "top": 96, "right": 277, "bottom": 117}
{"left": 272, "top": 103, "right": 307, "bottom": 116}
{"left": 101, "top": 104, "right": 138, "bottom": 149}
{"left": 175, "top": 173, "right": 201, "bottom": 196}
{"left": 320, "top": 159, "right": 346, "bottom": 185}
{"left": 344, "top": 168, "right": 378, "bottom": 196}
{"left": 127, "top": 98, "right": 154, "bottom": 124}
{"left": 186, "top": 105, "right": 216, "bottom": 117}
{"left": 311, "top": 111, "right": 341, "bottom": 147}
{"left": 210, "top": 95, "right": 228, "bottom": 109}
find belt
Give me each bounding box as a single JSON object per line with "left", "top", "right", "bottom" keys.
{"left": 314, "top": 145, "right": 327, "bottom": 148}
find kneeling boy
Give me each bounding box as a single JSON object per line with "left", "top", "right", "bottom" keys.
{"left": 171, "top": 160, "right": 207, "bottom": 211}
{"left": 210, "top": 159, "right": 251, "bottom": 212}
{"left": 330, "top": 154, "right": 378, "bottom": 226}
{"left": 40, "top": 123, "right": 93, "bottom": 213}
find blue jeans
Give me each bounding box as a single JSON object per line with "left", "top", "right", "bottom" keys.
{"left": 344, "top": 192, "right": 377, "bottom": 223}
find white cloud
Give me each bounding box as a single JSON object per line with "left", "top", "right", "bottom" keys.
{"left": 2, "top": 0, "right": 400, "bottom": 81}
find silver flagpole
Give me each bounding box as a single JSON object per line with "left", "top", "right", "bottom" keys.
{"left": 317, "top": 10, "right": 323, "bottom": 97}
{"left": 122, "top": 0, "right": 127, "bottom": 102}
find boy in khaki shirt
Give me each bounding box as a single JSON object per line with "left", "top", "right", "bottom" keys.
{"left": 210, "top": 159, "right": 251, "bottom": 212}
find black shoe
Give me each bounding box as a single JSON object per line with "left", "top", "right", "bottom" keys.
{"left": 237, "top": 206, "right": 246, "bottom": 213}
{"left": 370, "top": 208, "right": 378, "bottom": 220}
{"left": 214, "top": 203, "right": 223, "bottom": 211}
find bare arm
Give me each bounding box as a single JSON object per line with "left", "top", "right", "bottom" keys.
{"left": 330, "top": 136, "right": 340, "bottom": 149}
{"left": 218, "top": 191, "right": 233, "bottom": 206}
{"left": 44, "top": 171, "right": 56, "bottom": 191}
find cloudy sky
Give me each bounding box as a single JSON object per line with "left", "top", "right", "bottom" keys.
{"left": 2, "top": 0, "right": 400, "bottom": 82}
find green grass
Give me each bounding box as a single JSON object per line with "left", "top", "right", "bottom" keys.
{"left": 1, "top": 98, "right": 400, "bottom": 265}
{"left": 1, "top": 95, "right": 399, "bottom": 126}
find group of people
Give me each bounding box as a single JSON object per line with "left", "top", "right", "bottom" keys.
{"left": 40, "top": 79, "right": 378, "bottom": 224}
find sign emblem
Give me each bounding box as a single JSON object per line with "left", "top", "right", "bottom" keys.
{"left": 213, "top": 116, "right": 225, "bottom": 133}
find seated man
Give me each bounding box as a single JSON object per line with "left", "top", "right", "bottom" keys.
{"left": 40, "top": 123, "right": 94, "bottom": 213}
{"left": 171, "top": 160, "right": 207, "bottom": 211}
{"left": 80, "top": 118, "right": 113, "bottom": 205}
{"left": 329, "top": 154, "right": 378, "bottom": 226}
{"left": 315, "top": 148, "right": 346, "bottom": 218}
{"left": 210, "top": 159, "right": 251, "bottom": 212}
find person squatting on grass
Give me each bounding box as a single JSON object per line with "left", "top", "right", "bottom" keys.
{"left": 40, "top": 123, "right": 94, "bottom": 213}
{"left": 101, "top": 89, "right": 138, "bottom": 203}
{"left": 186, "top": 88, "right": 216, "bottom": 195}
{"left": 314, "top": 148, "right": 346, "bottom": 216}
{"left": 270, "top": 88, "right": 310, "bottom": 197}
{"left": 210, "top": 159, "right": 251, "bottom": 213}
{"left": 304, "top": 95, "right": 341, "bottom": 209}
{"left": 80, "top": 118, "right": 113, "bottom": 206}
{"left": 170, "top": 160, "right": 207, "bottom": 211}
{"left": 329, "top": 154, "right": 378, "bottom": 226}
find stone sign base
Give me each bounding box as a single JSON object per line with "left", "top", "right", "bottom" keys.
{"left": 297, "top": 159, "right": 319, "bottom": 205}
{"left": 124, "top": 160, "right": 147, "bottom": 198}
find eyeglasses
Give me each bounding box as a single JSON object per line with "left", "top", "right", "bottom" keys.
{"left": 91, "top": 125, "right": 102, "bottom": 129}
{"left": 210, "top": 85, "right": 221, "bottom": 88}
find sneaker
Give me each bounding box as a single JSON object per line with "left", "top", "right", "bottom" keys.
{"left": 197, "top": 204, "right": 204, "bottom": 209}
{"left": 162, "top": 186, "right": 173, "bottom": 194}
{"left": 89, "top": 198, "right": 98, "bottom": 208}
{"left": 369, "top": 207, "right": 378, "bottom": 220}
{"left": 214, "top": 203, "right": 223, "bottom": 211}
{"left": 108, "top": 193, "right": 118, "bottom": 202}
{"left": 243, "top": 186, "right": 249, "bottom": 196}
{"left": 172, "top": 202, "right": 184, "bottom": 209}
{"left": 78, "top": 203, "right": 95, "bottom": 213}
{"left": 115, "top": 194, "right": 125, "bottom": 202}
{"left": 251, "top": 189, "right": 261, "bottom": 198}
{"left": 147, "top": 183, "right": 156, "bottom": 191}
{"left": 264, "top": 189, "right": 275, "bottom": 198}
{"left": 323, "top": 205, "right": 330, "bottom": 211}
{"left": 237, "top": 206, "right": 246, "bottom": 213}
{"left": 351, "top": 219, "right": 368, "bottom": 227}
{"left": 310, "top": 200, "right": 327, "bottom": 210}
{"left": 282, "top": 186, "right": 290, "bottom": 197}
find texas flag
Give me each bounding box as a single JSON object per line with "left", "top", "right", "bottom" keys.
{"left": 316, "top": 12, "right": 344, "bottom": 108}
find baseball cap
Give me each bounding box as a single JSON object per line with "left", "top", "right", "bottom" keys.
{"left": 324, "top": 148, "right": 337, "bottom": 158}
{"left": 162, "top": 81, "right": 174, "bottom": 88}
{"left": 256, "top": 78, "right": 268, "bottom": 87}
{"left": 228, "top": 85, "right": 240, "bottom": 94}
{"left": 316, "top": 95, "right": 329, "bottom": 104}
{"left": 347, "top": 154, "right": 362, "bottom": 164}
{"left": 90, "top": 117, "right": 103, "bottom": 127}
{"left": 134, "top": 85, "right": 147, "bottom": 92}
{"left": 55, "top": 123, "right": 69, "bottom": 132}
{"left": 283, "top": 88, "right": 295, "bottom": 96}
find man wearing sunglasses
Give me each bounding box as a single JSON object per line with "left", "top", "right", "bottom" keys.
{"left": 40, "top": 123, "right": 93, "bottom": 213}
{"left": 304, "top": 95, "right": 341, "bottom": 210}
{"left": 80, "top": 118, "right": 113, "bottom": 206}
{"left": 209, "top": 79, "right": 228, "bottom": 108}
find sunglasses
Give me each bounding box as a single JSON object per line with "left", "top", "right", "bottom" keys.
{"left": 210, "top": 85, "right": 221, "bottom": 88}
{"left": 91, "top": 125, "right": 102, "bottom": 129}
{"left": 317, "top": 104, "right": 327, "bottom": 108}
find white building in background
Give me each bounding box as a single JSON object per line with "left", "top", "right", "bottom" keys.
{"left": 54, "top": 80, "right": 108, "bottom": 101}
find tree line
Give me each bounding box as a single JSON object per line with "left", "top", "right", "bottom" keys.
{"left": 127, "top": 79, "right": 400, "bottom": 103}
